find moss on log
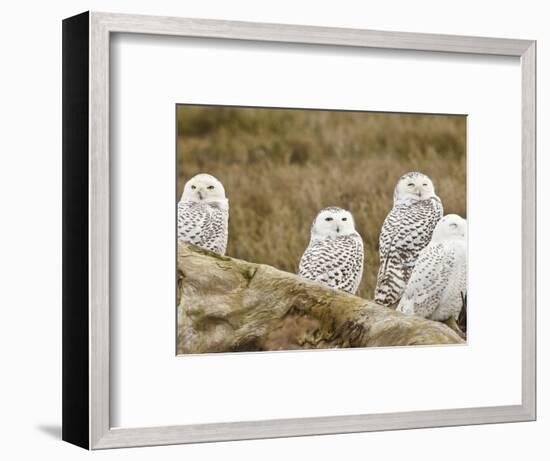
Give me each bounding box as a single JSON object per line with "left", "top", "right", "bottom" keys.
{"left": 177, "top": 242, "right": 464, "bottom": 354}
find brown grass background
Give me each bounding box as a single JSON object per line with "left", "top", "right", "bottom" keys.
{"left": 177, "top": 105, "right": 466, "bottom": 300}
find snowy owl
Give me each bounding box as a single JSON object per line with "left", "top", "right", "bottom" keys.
{"left": 374, "top": 172, "right": 443, "bottom": 307}
{"left": 299, "top": 207, "right": 364, "bottom": 294}
{"left": 177, "top": 173, "right": 229, "bottom": 255}
{"left": 397, "top": 214, "right": 467, "bottom": 323}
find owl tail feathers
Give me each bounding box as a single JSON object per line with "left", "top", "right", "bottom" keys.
{"left": 373, "top": 278, "right": 402, "bottom": 308}
{"left": 374, "top": 266, "right": 410, "bottom": 308}
{"left": 374, "top": 289, "right": 399, "bottom": 309}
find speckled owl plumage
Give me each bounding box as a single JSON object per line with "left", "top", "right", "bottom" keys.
{"left": 397, "top": 214, "right": 467, "bottom": 321}
{"left": 299, "top": 207, "right": 364, "bottom": 294}
{"left": 374, "top": 172, "right": 443, "bottom": 306}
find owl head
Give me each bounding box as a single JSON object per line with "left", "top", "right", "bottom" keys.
{"left": 181, "top": 173, "right": 227, "bottom": 203}
{"left": 311, "top": 207, "right": 358, "bottom": 239}
{"left": 393, "top": 172, "right": 437, "bottom": 203}
{"left": 432, "top": 214, "right": 467, "bottom": 242}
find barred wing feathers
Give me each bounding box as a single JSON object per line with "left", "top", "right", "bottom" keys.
{"left": 374, "top": 197, "right": 443, "bottom": 306}
{"left": 299, "top": 234, "right": 364, "bottom": 294}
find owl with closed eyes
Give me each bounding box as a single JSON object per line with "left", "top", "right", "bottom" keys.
{"left": 299, "top": 207, "right": 364, "bottom": 295}
{"left": 374, "top": 172, "right": 443, "bottom": 307}
{"left": 177, "top": 173, "right": 229, "bottom": 255}
{"left": 397, "top": 214, "right": 467, "bottom": 323}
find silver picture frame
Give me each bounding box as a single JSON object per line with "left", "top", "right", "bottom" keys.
{"left": 62, "top": 11, "right": 536, "bottom": 449}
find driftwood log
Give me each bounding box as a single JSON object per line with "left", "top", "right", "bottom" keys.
{"left": 177, "top": 242, "right": 464, "bottom": 354}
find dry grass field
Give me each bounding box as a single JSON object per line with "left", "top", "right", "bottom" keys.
{"left": 177, "top": 105, "right": 466, "bottom": 300}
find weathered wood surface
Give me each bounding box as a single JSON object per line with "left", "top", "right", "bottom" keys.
{"left": 177, "top": 242, "right": 464, "bottom": 354}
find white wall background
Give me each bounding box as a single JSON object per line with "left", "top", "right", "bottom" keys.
{"left": 0, "top": 0, "right": 546, "bottom": 459}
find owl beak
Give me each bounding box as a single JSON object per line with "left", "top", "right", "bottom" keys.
{"left": 336, "top": 226, "right": 340, "bottom": 233}
{"left": 197, "top": 191, "right": 203, "bottom": 200}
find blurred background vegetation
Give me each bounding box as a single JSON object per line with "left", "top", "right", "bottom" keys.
{"left": 177, "top": 105, "right": 466, "bottom": 299}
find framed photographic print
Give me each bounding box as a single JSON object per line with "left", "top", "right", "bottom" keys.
{"left": 62, "top": 11, "right": 536, "bottom": 449}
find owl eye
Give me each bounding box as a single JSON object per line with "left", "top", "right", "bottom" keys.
{"left": 407, "top": 183, "right": 415, "bottom": 187}
{"left": 207, "top": 185, "right": 215, "bottom": 190}
{"left": 191, "top": 185, "right": 196, "bottom": 190}
{"left": 422, "top": 183, "right": 428, "bottom": 187}
{"left": 325, "top": 217, "right": 333, "bottom": 222}
{"left": 342, "top": 217, "right": 348, "bottom": 221}
{"left": 449, "top": 223, "right": 458, "bottom": 229}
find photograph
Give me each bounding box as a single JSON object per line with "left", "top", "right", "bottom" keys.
{"left": 176, "top": 105, "right": 467, "bottom": 354}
